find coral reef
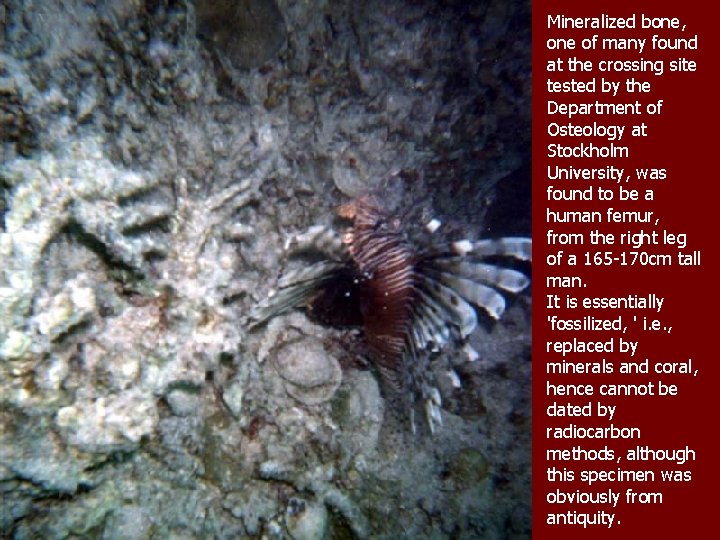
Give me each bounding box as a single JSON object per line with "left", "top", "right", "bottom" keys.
{"left": 1, "top": 0, "right": 531, "bottom": 538}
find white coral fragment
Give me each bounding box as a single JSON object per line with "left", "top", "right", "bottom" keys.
{"left": 0, "top": 329, "right": 32, "bottom": 360}
{"left": 56, "top": 390, "right": 158, "bottom": 451}
{"left": 34, "top": 277, "right": 96, "bottom": 340}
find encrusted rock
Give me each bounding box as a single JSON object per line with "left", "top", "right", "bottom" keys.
{"left": 447, "top": 447, "right": 490, "bottom": 490}
{"left": 101, "top": 505, "right": 153, "bottom": 540}
{"left": 272, "top": 337, "right": 342, "bottom": 405}
{"left": 332, "top": 148, "right": 373, "bottom": 198}
{"left": 0, "top": 329, "right": 31, "bottom": 360}
{"left": 165, "top": 388, "right": 203, "bottom": 417}
{"left": 196, "top": 0, "right": 287, "bottom": 70}
{"left": 331, "top": 370, "right": 383, "bottom": 456}
{"left": 55, "top": 389, "right": 158, "bottom": 452}
{"left": 222, "top": 379, "right": 244, "bottom": 418}
{"left": 223, "top": 485, "right": 280, "bottom": 535}
{"left": 0, "top": 137, "right": 169, "bottom": 363}
{"left": 33, "top": 276, "right": 96, "bottom": 340}
{"left": 286, "top": 498, "right": 328, "bottom": 540}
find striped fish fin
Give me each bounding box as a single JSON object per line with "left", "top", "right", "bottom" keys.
{"left": 413, "top": 272, "right": 478, "bottom": 339}
{"left": 277, "top": 260, "right": 345, "bottom": 289}
{"left": 426, "top": 259, "right": 530, "bottom": 294}
{"left": 416, "top": 236, "right": 531, "bottom": 322}
{"left": 248, "top": 261, "right": 344, "bottom": 328}
{"left": 451, "top": 237, "right": 532, "bottom": 261}
{"left": 404, "top": 337, "right": 443, "bottom": 435}
{"left": 422, "top": 269, "right": 507, "bottom": 320}
{"left": 412, "top": 288, "right": 452, "bottom": 346}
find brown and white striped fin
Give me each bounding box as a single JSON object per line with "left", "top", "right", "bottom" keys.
{"left": 414, "top": 273, "right": 478, "bottom": 338}
{"left": 453, "top": 237, "right": 532, "bottom": 262}
{"left": 425, "top": 259, "right": 530, "bottom": 294}
{"left": 431, "top": 270, "right": 507, "bottom": 320}
{"left": 404, "top": 339, "right": 443, "bottom": 435}
{"left": 411, "top": 289, "right": 452, "bottom": 347}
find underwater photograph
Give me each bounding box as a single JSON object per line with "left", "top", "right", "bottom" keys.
{"left": 1, "top": 0, "right": 531, "bottom": 537}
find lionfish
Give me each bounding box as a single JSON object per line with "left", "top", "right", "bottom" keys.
{"left": 249, "top": 195, "right": 531, "bottom": 433}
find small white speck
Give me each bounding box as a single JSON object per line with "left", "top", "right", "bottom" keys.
{"left": 463, "top": 343, "right": 479, "bottom": 362}
{"left": 452, "top": 240, "right": 473, "bottom": 256}
{"left": 256, "top": 124, "right": 274, "bottom": 152}
{"left": 425, "top": 218, "right": 441, "bottom": 234}
{"left": 447, "top": 369, "right": 462, "bottom": 388}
